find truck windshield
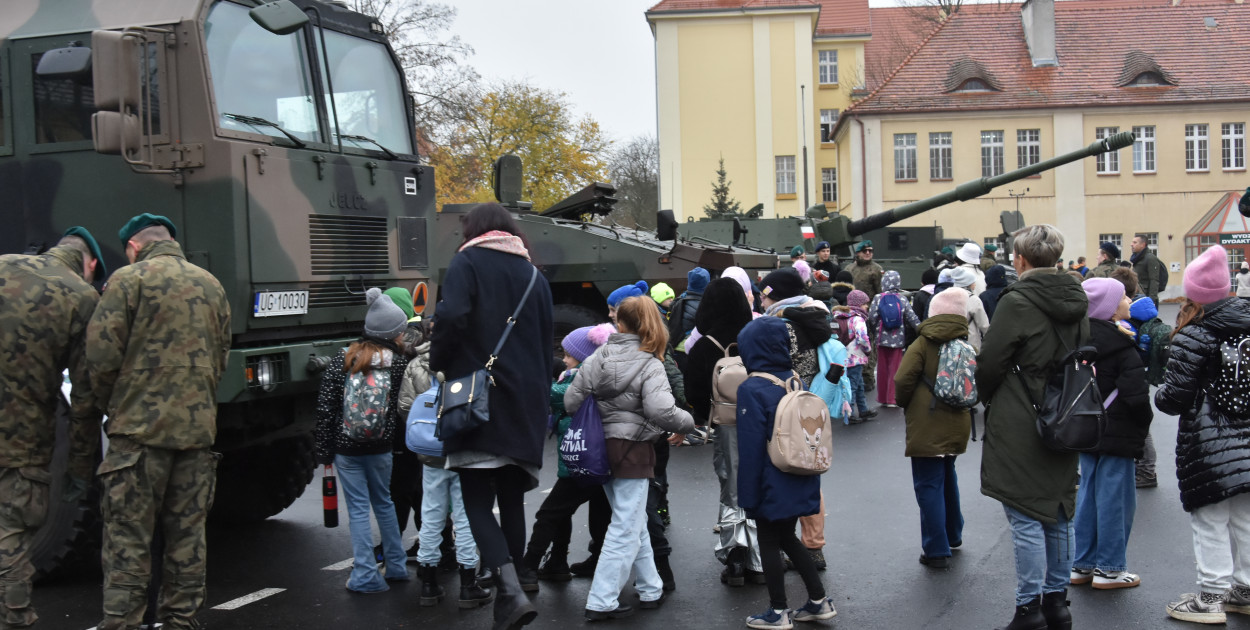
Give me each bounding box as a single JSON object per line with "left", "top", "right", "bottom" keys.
{"left": 318, "top": 29, "right": 412, "bottom": 155}
{"left": 205, "top": 1, "right": 321, "bottom": 144}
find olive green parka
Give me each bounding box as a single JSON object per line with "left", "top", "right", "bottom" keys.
{"left": 895, "top": 314, "right": 972, "bottom": 458}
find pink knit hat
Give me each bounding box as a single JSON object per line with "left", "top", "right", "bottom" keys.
{"left": 1082, "top": 278, "right": 1125, "bottom": 321}
{"left": 847, "top": 289, "right": 869, "bottom": 308}
{"left": 928, "top": 287, "right": 968, "bottom": 317}
{"left": 1184, "top": 245, "right": 1231, "bottom": 305}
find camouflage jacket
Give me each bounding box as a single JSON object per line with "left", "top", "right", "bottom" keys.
{"left": 845, "top": 260, "right": 884, "bottom": 298}
{"left": 0, "top": 246, "right": 102, "bottom": 478}
{"left": 86, "top": 240, "right": 231, "bottom": 450}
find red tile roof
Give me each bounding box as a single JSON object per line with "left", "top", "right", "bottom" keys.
{"left": 845, "top": 0, "right": 1250, "bottom": 117}
{"left": 862, "top": 6, "right": 942, "bottom": 90}
{"left": 647, "top": 0, "right": 818, "bottom": 13}
{"left": 814, "top": 0, "right": 871, "bottom": 36}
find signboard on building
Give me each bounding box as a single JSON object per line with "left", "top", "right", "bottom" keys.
{"left": 1220, "top": 234, "right": 1250, "bottom": 245}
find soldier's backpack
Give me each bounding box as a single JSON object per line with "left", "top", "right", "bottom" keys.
{"left": 341, "top": 366, "right": 393, "bottom": 443}
{"left": 706, "top": 336, "right": 748, "bottom": 425}
{"left": 749, "top": 372, "right": 832, "bottom": 475}
{"left": 878, "top": 294, "right": 904, "bottom": 330}
{"left": 1136, "top": 318, "right": 1173, "bottom": 386}
{"left": 925, "top": 338, "right": 979, "bottom": 410}
{"left": 1210, "top": 334, "right": 1250, "bottom": 416}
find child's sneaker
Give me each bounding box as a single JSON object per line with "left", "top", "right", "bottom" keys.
{"left": 1092, "top": 569, "right": 1140, "bottom": 590}
{"left": 791, "top": 598, "right": 837, "bottom": 622}
{"left": 1166, "top": 592, "right": 1226, "bottom": 624}
{"left": 746, "top": 609, "right": 793, "bottom": 629}
{"left": 1226, "top": 585, "right": 1250, "bottom": 615}
{"left": 1069, "top": 568, "right": 1093, "bottom": 585}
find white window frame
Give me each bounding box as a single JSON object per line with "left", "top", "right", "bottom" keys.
{"left": 775, "top": 155, "right": 796, "bottom": 195}
{"left": 1096, "top": 127, "right": 1120, "bottom": 174}
{"left": 819, "top": 109, "right": 838, "bottom": 143}
{"left": 929, "top": 132, "right": 952, "bottom": 180}
{"left": 894, "top": 133, "right": 917, "bottom": 181}
{"left": 818, "top": 50, "right": 838, "bottom": 85}
{"left": 821, "top": 168, "right": 837, "bottom": 203}
{"left": 1137, "top": 232, "right": 1159, "bottom": 254}
{"left": 1016, "top": 129, "right": 1040, "bottom": 170}
{"left": 1224, "top": 122, "right": 1246, "bottom": 170}
{"left": 1099, "top": 233, "right": 1123, "bottom": 255}
{"left": 1186, "top": 124, "right": 1209, "bottom": 172}
{"left": 1132, "top": 125, "right": 1156, "bottom": 173}
{"left": 981, "top": 130, "right": 1004, "bottom": 177}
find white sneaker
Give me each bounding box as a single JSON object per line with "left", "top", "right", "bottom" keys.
{"left": 1167, "top": 592, "right": 1226, "bottom": 624}
{"left": 1070, "top": 568, "right": 1093, "bottom": 585}
{"left": 1092, "top": 569, "right": 1140, "bottom": 590}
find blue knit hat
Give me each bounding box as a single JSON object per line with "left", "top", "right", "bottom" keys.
{"left": 608, "top": 281, "right": 648, "bottom": 308}
{"left": 687, "top": 267, "right": 711, "bottom": 293}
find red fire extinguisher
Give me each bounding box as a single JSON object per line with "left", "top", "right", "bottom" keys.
{"left": 323, "top": 465, "right": 338, "bottom": 528}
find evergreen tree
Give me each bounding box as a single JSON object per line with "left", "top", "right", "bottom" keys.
{"left": 703, "top": 157, "right": 742, "bottom": 218}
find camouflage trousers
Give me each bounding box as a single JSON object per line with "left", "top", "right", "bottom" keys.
{"left": 97, "top": 436, "right": 219, "bottom": 630}
{"left": 0, "top": 467, "right": 50, "bottom": 629}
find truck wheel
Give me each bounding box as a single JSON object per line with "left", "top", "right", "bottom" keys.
{"left": 552, "top": 304, "right": 607, "bottom": 368}
{"left": 31, "top": 395, "right": 101, "bottom": 582}
{"left": 209, "top": 434, "right": 315, "bottom": 524}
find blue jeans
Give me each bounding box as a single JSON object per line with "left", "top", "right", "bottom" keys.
{"left": 416, "top": 465, "right": 478, "bottom": 567}
{"left": 1003, "top": 505, "right": 1074, "bottom": 605}
{"left": 335, "top": 453, "right": 409, "bottom": 592}
{"left": 1073, "top": 453, "right": 1136, "bottom": 573}
{"left": 911, "top": 457, "right": 964, "bottom": 559}
{"left": 586, "top": 477, "right": 664, "bottom": 612}
{"left": 847, "top": 365, "right": 869, "bottom": 414}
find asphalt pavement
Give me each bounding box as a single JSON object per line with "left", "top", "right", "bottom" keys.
{"left": 38, "top": 306, "right": 1250, "bottom": 630}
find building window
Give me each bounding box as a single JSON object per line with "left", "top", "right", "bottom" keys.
{"left": 821, "top": 168, "right": 837, "bottom": 203}
{"left": 1096, "top": 127, "right": 1120, "bottom": 174}
{"left": 983, "top": 237, "right": 1001, "bottom": 253}
{"left": 1186, "top": 124, "right": 1209, "bottom": 171}
{"left": 1187, "top": 234, "right": 1220, "bottom": 265}
{"left": 1017, "top": 129, "right": 1040, "bottom": 169}
{"left": 32, "top": 52, "right": 97, "bottom": 144}
{"left": 1132, "top": 125, "right": 1156, "bottom": 173}
{"left": 1099, "top": 233, "right": 1123, "bottom": 256}
{"left": 820, "top": 109, "right": 839, "bottom": 143}
{"left": 929, "top": 132, "right": 952, "bottom": 180}
{"left": 894, "top": 133, "right": 917, "bottom": 181}
{"left": 775, "top": 155, "right": 796, "bottom": 195}
{"left": 818, "top": 50, "right": 838, "bottom": 85}
{"left": 1224, "top": 122, "right": 1246, "bottom": 170}
{"left": 981, "top": 130, "right": 1004, "bottom": 177}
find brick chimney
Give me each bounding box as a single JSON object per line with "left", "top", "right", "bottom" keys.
{"left": 1021, "top": 0, "right": 1058, "bottom": 67}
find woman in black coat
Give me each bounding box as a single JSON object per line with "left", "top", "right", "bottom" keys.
{"left": 430, "top": 203, "right": 553, "bottom": 630}
{"left": 682, "top": 278, "right": 757, "bottom": 584}
{"left": 1156, "top": 245, "right": 1250, "bottom": 624}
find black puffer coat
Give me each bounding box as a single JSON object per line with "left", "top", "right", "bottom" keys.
{"left": 1156, "top": 297, "right": 1250, "bottom": 512}
{"left": 980, "top": 265, "right": 1009, "bottom": 321}
{"left": 683, "top": 279, "right": 754, "bottom": 424}
{"left": 1086, "top": 318, "right": 1153, "bottom": 458}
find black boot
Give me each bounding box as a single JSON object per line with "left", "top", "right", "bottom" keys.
{"left": 537, "top": 552, "right": 572, "bottom": 582}
{"left": 492, "top": 563, "right": 538, "bottom": 630}
{"left": 655, "top": 554, "right": 676, "bottom": 592}
{"left": 1041, "top": 590, "right": 1073, "bottom": 630}
{"left": 515, "top": 563, "right": 540, "bottom": 593}
{"left": 996, "top": 596, "right": 1048, "bottom": 630}
{"left": 418, "top": 564, "right": 444, "bottom": 607}
{"left": 570, "top": 553, "right": 599, "bottom": 578}
{"left": 459, "top": 565, "right": 494, "bottom": 609}
{"left": 720, "top": 547, "right": 746, "bottom": 587}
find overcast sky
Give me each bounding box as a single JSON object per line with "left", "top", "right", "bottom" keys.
{"left": 449, "top": 0, "right": 908, "bottom": 146}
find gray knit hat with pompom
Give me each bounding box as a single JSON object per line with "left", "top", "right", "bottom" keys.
{"left": 364, "top": 287, "right": 408, "bottom": 340}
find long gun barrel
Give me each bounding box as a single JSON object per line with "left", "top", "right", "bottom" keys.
{"left": 847, "top": 131, "right": 1136, "bottom": 236}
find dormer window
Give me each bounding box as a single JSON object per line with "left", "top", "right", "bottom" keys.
{"left": 944, "top": 58, "right": 1002, "bottom": 93}
{"left": 956, "top": 78, "right": 994, "bottom": 92}
{"left": 1117, "top": 51, "right": 1176, "bottom": 88}
{"left": 1128, "top": 71, "right": 1165, "bottom": 87}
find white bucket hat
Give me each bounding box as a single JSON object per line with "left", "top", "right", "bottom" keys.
{"left": 956, "top": 242, "right": 982, "bottom": 265}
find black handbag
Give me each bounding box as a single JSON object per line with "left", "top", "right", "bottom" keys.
{"left": 436, "top": 266, "right": 540, "bottom": 442}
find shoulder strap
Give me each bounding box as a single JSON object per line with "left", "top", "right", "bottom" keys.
{"left": 748, "top": 371, "right": 801, "bottom": 391}
{"left": 486, "top": 266, "right": 539, "bottom": 372}
{"left": 707, "top": 335, "right": 726, "bottom": 355}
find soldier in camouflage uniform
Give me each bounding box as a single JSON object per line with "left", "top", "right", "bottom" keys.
{"left": 0, "top": 228, "right": 105, "bottom": 628}
{"left": 843, "top": 240, "right": 883, "bottom": 390}
{"left": 86, "top": 215, "right": 230, "bottom": 630}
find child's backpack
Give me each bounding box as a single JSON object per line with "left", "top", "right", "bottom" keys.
{"left": 707, "top": 336, "right": 748, "bottom": 426}
{"left": 749, "top": 372, "right": 832, "bottom": 475}
{"left": 835, "top": 314, "right": 857, "bottom": 346}
{"left": 1136, "top": 318, "right": 1172, "bottom": 386}
{"left": 1210, "top": 334, "right": 1250, "bottom": 416}
{"left": 925, "top": 338, "right": 978, "bottom": 410}
{"left": 879, "top": 294, "right": 904, "bottom": 330}
{"left": 341, "top": 367, "right": 392, "bottom": 442}
{"left": 406, "top": 382, "right": 442, "bottom": 456}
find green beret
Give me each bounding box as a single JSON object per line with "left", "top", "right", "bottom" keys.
{"left": 940, "top": 246, "right": 954, "bottom": 255}
{"left": 118, "top": 213, "right": 177, "bottom": 245}
{"left": 789, "top": 245, "right": 805, "bottom": 258}
{"left": 985, "top": 244, "right": 998, "bottom": 252}
{"left": 62, "top": 226, "right": 106, "bottom": 278}
{"left": 855, "top": 240, "right": 873, "bottom": 253}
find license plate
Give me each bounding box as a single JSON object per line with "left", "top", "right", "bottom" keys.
{"left": 253, "top": 291, "right": 309, "bottom": 317}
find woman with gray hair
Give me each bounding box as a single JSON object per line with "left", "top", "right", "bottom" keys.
{"left": 976, "top": 224, "right": 1089, "bottom": 630}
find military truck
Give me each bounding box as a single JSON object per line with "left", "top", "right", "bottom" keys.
{"left": 1, "top": 0, "right": 437, "bottom": 574}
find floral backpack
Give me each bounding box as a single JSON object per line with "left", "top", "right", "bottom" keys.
{"left": 926, "top": 338, "right": 978, "bottom": 410}
{"left": 342, "top": 363, "right": 393, "bottom": 443}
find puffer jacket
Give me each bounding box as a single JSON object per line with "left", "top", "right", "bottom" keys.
{"left": 980, "top": 265, "right": 1008, "bottom": 321}
{"left": 867, "top": 271, "right": 920, "bottom": 349}
{"left": 1086, "top": 319, "right": 1153, "bottom": 459}
{"left": 895, "top": 314, "right": 973, "bottom": 458}
{"left": 1156, "top": 297, "right": 1250, "bottom": 512}
{"left": 565, "top": 333, "right": 694, "bottom": 444}
{"left": 978, "top": 267, "right": 1088, "bottom": 523}
{"left": 832, "top": 306, "right": 870, "bottom": 366}
{"left": 735, "top": 316, "right": 821, "bottom": 522}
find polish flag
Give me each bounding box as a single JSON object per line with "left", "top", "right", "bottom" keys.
{"left": 801, "top": 225, "right": 815, "bottom": 239}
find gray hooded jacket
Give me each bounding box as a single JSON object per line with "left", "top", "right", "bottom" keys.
{"left": 565, "top": 333, "right": 694, "bottom": 442}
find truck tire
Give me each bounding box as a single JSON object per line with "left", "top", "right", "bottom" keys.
{"left": 209, "top": 434, "right": 315, "bottom": 524}
{"left": 31, "top": 395, "right": 101, "bottom": 582}
{"left": 552, "top": 304, "right": 606, "bottom": 369}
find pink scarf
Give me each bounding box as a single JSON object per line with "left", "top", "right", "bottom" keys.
{"left": 459, "top": 230, "right": 531, "bottom": 261}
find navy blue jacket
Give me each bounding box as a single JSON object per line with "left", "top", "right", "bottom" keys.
{"left": 736, "top": 316, "right": 822, "bottom": 522}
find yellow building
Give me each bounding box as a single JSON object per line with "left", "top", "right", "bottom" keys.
{"left": 831, "top": 0, "right": 1250, "bottom": 295}
{"left": 646, "top": 0, "right": 872, "bottom": 221}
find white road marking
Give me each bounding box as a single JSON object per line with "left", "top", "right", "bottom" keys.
{"left": 212, "top": 587, "right": 286, "bottom": 610}
{"left": 321, "top": 558, "right": 355, "bottom": 571}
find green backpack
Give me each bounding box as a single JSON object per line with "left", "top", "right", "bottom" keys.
{"left": 1137, "top": 318, "right": 1172, "bottom": 386}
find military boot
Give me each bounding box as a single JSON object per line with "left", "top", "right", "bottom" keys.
{"left": 418, "top": 564, "right": 444, "bottom": 606}
{"left": 458, "top": 565, "right": 494, "bottom": 609}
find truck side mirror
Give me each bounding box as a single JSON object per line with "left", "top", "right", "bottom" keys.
{"left": 35, "top": 45, "right": 92, "bottom": 80}
{"left": 249, "top": 0, "right": 310, "bottom": 35}
{"left": 494, "top": 155, "right": 523, "bottom": 205}
{"left": 91, "top": 111, "right": 139, "bottom": 155}
{"left": 732, "top": 217, "right": 749, "bottom": 245}
{"left": 91, "top": 30, "right": 139, "bottom": 111}
{"left": 656, "top": 210, "right": 677, "bottom": 241}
